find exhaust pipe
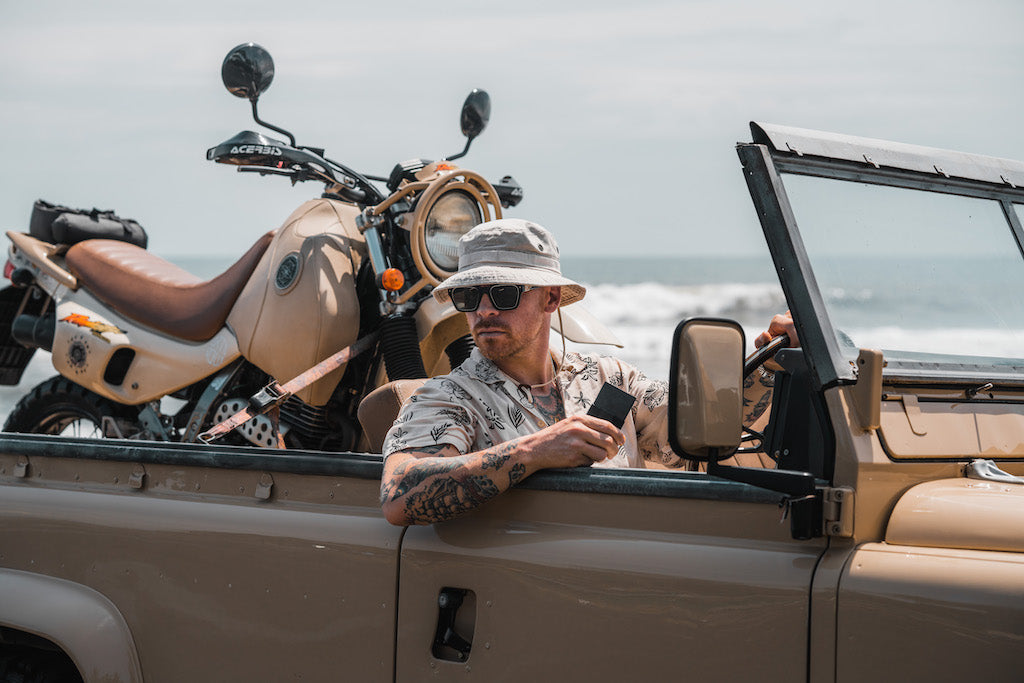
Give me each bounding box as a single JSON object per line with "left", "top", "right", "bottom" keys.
{"left": 12, "top": 314, "right": 55, "bottom": 351}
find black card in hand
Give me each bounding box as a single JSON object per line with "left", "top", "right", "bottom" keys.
{"left": 587, "top": 383, "right": 636, "bottom": 428}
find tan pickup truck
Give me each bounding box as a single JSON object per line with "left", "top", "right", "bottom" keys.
{"left": 1, "top": 123, "right": 1022, "bottom": 682}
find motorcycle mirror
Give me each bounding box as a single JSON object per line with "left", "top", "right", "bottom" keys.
{"left": 221, "top": 43, "right": 275, "bottom": 101}
{"left": 447, "top": 89, "right": 490, "bottom": 161}
{"left": 460, "top": 89, "right": 491, "bottom": 140}
{"left": 220, "top": 43, "right": 297, "bottom": 148}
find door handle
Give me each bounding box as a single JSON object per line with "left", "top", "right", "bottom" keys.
{"left": 432, "top": 587, "right": 474, "bottom": 661}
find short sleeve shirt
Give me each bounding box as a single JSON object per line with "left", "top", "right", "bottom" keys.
{"left": 382, "top": 348, "right": 688, "bottom": 469}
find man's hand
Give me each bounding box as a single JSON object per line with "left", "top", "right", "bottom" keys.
{"left": 754, "top": 310, "right": 799, "bottom": 349}
{"left": 517, "top": 414, "right": 624, "bottom": 469}
{"left": 380, "top": 416, "right": 624, "bottom": 526}
{"left": 748, "top": 310, "right": 799, "bottom": 396}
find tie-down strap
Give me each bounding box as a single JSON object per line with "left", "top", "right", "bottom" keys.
{"left": 198, "top": 331, "right": 379, "bottom": 445}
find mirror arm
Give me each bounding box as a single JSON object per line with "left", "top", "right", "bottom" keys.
{"left": 444, "top": 136, "right": 474, "bottom": 162}
{"left": 707, "top": 459, "right": 816, "bottom": 497}
{"left": 251, "top": 99, "right": 297, "bottom": 148}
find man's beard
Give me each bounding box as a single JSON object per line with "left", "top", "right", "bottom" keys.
{"left": 471, "top": 322, "right": 529, "bottom": 362}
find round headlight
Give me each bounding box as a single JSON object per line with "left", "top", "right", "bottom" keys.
{"left": 424, "top": 191, "right": 482, "bottom": 272}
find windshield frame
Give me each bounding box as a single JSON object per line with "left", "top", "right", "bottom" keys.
{"left": 738, "top": 123, "right": 1024, "bottom": 390}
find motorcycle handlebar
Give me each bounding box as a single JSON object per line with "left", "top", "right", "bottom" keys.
{"left": 324, "top": 185, "right": 367, "bottom": 203}
{"left": 493, "top": 175, "right": 523, "bottom": 208}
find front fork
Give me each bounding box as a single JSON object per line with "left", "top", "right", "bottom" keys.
{"left": 361, "top": 223, "right": 429, "bottom": 380}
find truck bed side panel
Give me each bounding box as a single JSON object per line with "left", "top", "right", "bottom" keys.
{"left": 0, "top": 445, "right": 400, "bottom": 683}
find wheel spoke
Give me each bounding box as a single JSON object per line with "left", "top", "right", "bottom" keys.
{"left": 59, "top": 418, "right": 103, "bottom": 439}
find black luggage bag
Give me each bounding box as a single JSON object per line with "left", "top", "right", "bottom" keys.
{"left": 29, "top": 199, "right": 148, "bottom": 248}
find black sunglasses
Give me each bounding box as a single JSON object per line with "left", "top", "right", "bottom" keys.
{"left": 450, "top": 284, "right": 538, "bottom": 312}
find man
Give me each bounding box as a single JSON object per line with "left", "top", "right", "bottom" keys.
{"left": 380, "top": 219, "right": 795, "bottom": 526}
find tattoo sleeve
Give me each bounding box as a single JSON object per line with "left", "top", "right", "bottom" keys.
{"left": 380, "top": 438, "right": 526, "bottom": 525}
{"left": 742, "top": 366, "right": 775, "bottom": 425}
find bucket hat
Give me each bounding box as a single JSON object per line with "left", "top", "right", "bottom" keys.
{"left": 432, "top": 219, "right": 586, "bottom": 307}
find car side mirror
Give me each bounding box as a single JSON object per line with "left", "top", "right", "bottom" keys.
{"left": 668, "top": 317, "right": 744, "bottom": 461}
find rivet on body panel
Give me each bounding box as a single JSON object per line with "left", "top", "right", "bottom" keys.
{"left": 14, "top": 456, "right": 28, "bottom": 478}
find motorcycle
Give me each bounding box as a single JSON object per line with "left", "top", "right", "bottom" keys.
{"left": 0, "top": 43, "right": 619, "bottom": 451}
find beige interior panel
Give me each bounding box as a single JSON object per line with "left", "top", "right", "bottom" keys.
{"left": 878, "top": 398, "right": 1024, "bottom": 458}
{"left": 976, "top": 409, "right": 1024, "bottom": 455}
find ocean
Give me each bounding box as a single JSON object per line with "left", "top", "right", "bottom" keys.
{"left": 3, "top": 252, "right": 1013, "bottom": 422}
{"left": 561, "top": 255, "right": 787, "bottom": 375}
{"left": 0, "top": 254, "right": 784, "bottom": 421}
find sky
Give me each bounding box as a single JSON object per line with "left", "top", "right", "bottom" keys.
{"left": 1, "top": 0, "right": 1022, "bottom": 259}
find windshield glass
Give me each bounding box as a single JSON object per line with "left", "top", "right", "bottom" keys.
{"left": 780, "top": 174, "right": 1024, "bottom": 371}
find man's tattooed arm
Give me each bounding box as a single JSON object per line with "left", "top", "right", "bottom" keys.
{"left": 742, "top": 368, "right": 775, "bottom": 425}
{"left": 380, "top": 439, "right": 525, "bottom": 526}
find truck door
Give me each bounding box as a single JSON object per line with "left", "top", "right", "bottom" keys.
{"left": 393, "top": 472, "right": 827, "bottom": 681}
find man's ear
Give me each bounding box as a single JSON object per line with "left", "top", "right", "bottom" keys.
{"left": 543, "top": 286, "right": 561, "bottom": 313}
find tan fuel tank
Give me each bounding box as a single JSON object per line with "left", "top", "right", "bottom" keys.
{"left": 227, "top": 198, "right": 366, "bottom": 406}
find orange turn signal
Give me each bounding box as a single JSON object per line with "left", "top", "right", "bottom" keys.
{"left": 380, "top": 268, "right": 405, "bottom": 292}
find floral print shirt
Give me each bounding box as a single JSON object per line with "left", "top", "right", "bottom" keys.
{"left": 383, "top": 348, "right": 685, "bottom": 469}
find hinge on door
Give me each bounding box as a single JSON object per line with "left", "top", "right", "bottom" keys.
{"left": 821, "top": 486, "right": 854, "bottom": 537}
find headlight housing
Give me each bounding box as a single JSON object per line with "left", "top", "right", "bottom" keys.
{"left": 424, "top": 191, "right": 482, "bottom": 272}
{"left": 407, "top": 168, "right": 503, "bottom": 286}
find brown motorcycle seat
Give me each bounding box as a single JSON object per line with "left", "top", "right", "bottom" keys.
{"left": 65, "top": 232, "right": 275, "bottom": 342}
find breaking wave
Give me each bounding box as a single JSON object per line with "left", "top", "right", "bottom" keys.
{"left": 3, "top": 280, "right": 1021, "bottom": 420}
